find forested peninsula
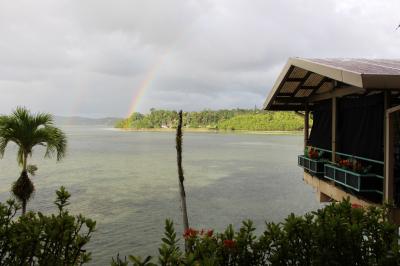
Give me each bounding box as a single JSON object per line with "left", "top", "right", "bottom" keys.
{"left": 115, "top": 109, "right": 307, "bottom": 131}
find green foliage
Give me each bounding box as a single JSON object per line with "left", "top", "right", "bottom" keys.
{"left": 0, "top": 186, "right": 96, "bottom": 265}
{"left": 116, "top": 200, "right": 400, "bottom": 265}
{"left": 218, "top": 112, "right": 304, "bottom": 131}
{"left": 0, "top": 107, "right": 67, "bottom": 164}
{"left": 115, "top": 109, "right": 305, "bottom": 131}
{"left": 0, "top": 106, "right": 68, "bottom": 213}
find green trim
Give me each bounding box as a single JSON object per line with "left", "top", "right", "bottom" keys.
{"left": 312, "top": 147, "right": 332, "bottom": 154}
{"left": 311, "top": 147, "right": 384, "bottom": 165}
{"left": 325, "top": 163, "right": 382, "bottom": 179}
{"left": 298, "top": 155, "right": 325, "bottom": 174}
{"left": 324, "top": 164, "right": 383, "bottom": 194}
{"left": 335, "top": 152, "right": 384, "bottom": 165}
{"left": 298, "top": 155, "right": 322, "bottom": 163}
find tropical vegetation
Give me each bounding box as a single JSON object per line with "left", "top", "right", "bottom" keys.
{"left": 2, "top": 107, "right": 398, "bottom": 265}
{"left": 115, "top": 109, "right": 305, "bottom": 131}
{"left": 0, "top": 107, "right": 67, "bottom": 214}
{"left": 0, "top": 187, "right": 96, "bottom": 265}
{"left": 2, "top": 190, "right": 399, "bottom": 265}
{"left": 113, "top": 200, "right": 400, "bottom": 266}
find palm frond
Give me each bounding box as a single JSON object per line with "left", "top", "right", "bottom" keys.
{"left": 0, "top": 107, "right": 67, "bottom": 166}
{"left": 45, "top": 126, "right": 67, "bottom": 161}
{"left": 33, "top": 112, "right": 53, "bottom": 128}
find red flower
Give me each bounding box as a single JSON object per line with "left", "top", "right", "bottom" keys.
{"left": 351, "top": 203, "right": 362, "bottom": 209}
{"left": 183, "top": 228, "right": 198, "bottom": 239}
{"left": 206, "top": 229, "right": 213, "bottom": 237}
{"left": 223, "top": 239, "right": 236, "bottom": 248}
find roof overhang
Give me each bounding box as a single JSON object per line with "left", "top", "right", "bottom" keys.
{"left": 263, "top": 58, "right": 400, "bottom": 111}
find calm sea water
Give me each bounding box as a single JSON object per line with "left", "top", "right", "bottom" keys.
{"left": 0, "top": 126, "right": 320, "bottom": 265}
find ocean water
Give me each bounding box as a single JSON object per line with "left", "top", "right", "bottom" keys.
{"left": 0, "top": 126, "right": 320, "bottom": 265}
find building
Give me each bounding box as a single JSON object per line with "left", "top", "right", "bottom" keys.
{"left": 263, "top": 58, "right": 400, "bottom": 222}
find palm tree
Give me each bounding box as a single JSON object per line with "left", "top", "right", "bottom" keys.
{"left": 0, "top": 107, "right": 67, "bottom": 214}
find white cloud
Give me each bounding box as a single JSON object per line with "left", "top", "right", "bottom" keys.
{"left": 0, "top": 0, "right": 399, "bottom": 117}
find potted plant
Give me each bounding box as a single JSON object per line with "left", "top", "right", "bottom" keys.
{"left": 298, "top": 146, "right": 326, "bottom": 175}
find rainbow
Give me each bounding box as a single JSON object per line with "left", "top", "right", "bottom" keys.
{"left": 127, "top": 52, "right": 168, "bottom": 117}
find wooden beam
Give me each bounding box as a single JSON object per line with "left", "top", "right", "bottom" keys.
{"left": 309, "top": 77, "right": 329, "bottom": 98}
{"left": 304, "top": 172, "right": 400, "bottom": 225}
{"left": 292, "top": 71, "right": 313, "bottom": 97}
{"left": 384, "top": 91, "right": 393, "bottom": 203}
{"left": 286, "top": 78, "right": 306, "bottom": 82}
{"left": 268, "top": 106, "right": 305, "bottom": 111}
{"left": 274, "top": 97, "right": 307, "bottom": 104}
{"left": 303, "top": 172, "right": 377, "bottom": 207}
{"left": 309, "top": 86, "right": 366, "bottom": 102}
{"left": 301, "top": 85, "right": 324, "bottom": 90}
{"left": 332, "top": 96, "right": 337, "bottom": 162}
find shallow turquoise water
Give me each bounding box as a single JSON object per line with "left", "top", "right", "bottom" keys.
{"left": 0, "top": 126, "right": 320, "bottom": 265}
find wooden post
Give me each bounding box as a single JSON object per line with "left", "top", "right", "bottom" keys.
{"left": 331, "top": 96, "right": 337, "bottom": 162}
{"left": 384, "top": 111, "right": 394, "bottom": 203}
{"left": 384, "top": 91, "right": 393, "bottom": 203}
{"left": 304, "top": 104, "right": 309, "bottom": 148}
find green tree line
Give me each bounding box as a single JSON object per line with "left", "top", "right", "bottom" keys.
{"left": 115, "top": 109, "right": 306, "bottom": 131}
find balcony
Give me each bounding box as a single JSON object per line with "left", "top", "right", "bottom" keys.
{"left": 324, "top": 164, "right": 383, "bottom": 195}
{"left": 299, "top": 147, "right": 384, "bottom": 201}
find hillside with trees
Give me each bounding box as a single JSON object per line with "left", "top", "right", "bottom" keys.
{"left": 115, "top": 109, "right": 305, "bottom": 131}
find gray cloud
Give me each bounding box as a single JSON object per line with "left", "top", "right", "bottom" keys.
{"left": 0, "top": 0, "right": 399, "bottom": 117}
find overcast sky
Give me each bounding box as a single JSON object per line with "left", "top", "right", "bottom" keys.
{"left": 0, "top": 0, "right": 399, "bottom": 117}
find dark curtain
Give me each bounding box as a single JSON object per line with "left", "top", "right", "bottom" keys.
{"left": 308, "top": 100, "right": 332, "bottom": 150}
{"left": 337, "top": 93, "right": 384, "bottom": 161}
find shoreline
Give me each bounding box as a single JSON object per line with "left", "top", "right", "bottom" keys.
{"left": 116, "top": 127, "right": 303, "bottom": 135}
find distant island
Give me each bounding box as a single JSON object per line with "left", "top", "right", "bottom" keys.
{"left": 54, "top": 116, "right": 122, "bottom": 126}
{"left": 115, "top": 109, "right": 307, "bottom": 131}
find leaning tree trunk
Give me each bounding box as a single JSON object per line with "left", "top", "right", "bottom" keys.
{"left": 176, "top": 110, "right": 190, "bottom": 251}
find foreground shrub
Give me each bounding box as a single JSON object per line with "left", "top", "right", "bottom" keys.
{"left": 0, "top": 186, "right": 96, "bottom": 265}
{"left": 113, "top": 200, "right": 400, "bottom": 265}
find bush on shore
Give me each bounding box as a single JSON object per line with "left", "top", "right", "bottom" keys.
{"left": 0, "top": 187, "right": 96, "bottom": 265}
{"left": 112, "top": 200, "right": 400, "bottom": 266}
{"left": 1, "top": 190, "right": 399, "bottom": 265}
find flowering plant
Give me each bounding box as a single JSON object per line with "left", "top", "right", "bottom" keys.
{"left": 337, "top": 158, "right": 371, "bottom": 174}
{"left": 304, "top": 146, "right": 323, "bottom": 159}
{"left": 116, "top": 200, "right": 400, "bottom": 266}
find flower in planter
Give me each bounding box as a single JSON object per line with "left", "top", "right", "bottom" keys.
{"left": 338, "top": 159, "right": 353, "bottom": 169}
{"left": 305, "top": 146, "right": 321, "bottom": 159}
{"left": 223, "top": 239, "right": 236, "bottom": 248}
{"left": 337, "top": 158, "right": 372, "bottom": 174}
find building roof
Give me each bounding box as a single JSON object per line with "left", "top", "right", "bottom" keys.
{"left": 263, "top": 58, "right": 400, "bottom": 111}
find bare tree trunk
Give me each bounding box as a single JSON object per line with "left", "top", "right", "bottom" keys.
{"left": 22, "top": 153, "right": 28, "bottom": 215}
{"left": 176, "top": 110, "right": 190, "bottom": 251}
{"left": 22, "top": 200, "right": 27, "bottom": 215}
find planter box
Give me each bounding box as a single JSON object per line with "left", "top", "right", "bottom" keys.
{"left": 298, "top": 155, "right": 325, "bottom": 175}
{"left": 324, "top": 164, "right": 383, "bottom": 194}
